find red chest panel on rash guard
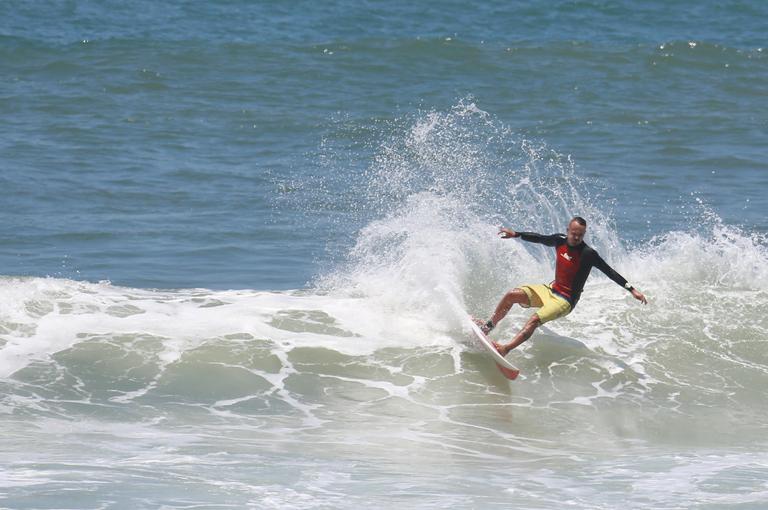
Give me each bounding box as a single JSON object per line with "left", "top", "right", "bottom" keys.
{"left": 552, "top": 244, "right": 581, "bottom": 298}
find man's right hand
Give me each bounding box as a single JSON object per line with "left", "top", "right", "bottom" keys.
{"left": 498, "top": 227, "right": 519, "bottom": 239}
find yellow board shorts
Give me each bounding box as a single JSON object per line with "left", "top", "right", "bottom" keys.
{"left": 519, "top": 284, "right": 572, "bottom": 324}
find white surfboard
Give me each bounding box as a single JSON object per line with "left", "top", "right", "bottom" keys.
{"left": 468, "top": 318, "right": 520, "bottom": 380}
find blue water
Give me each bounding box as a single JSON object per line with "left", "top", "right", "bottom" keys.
{"left": 2, "top": 0, "right": 766, "bottom": 290}
{"left": 1, "top": 1, "right": 768, "bottom": 508}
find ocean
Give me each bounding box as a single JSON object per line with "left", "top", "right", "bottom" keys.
{"left": 1, "top": 1, "right": 767, "bottom": 508}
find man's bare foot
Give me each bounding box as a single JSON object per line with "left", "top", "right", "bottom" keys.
{"left": 473, "top": 317, "right": 492, "bottom": 335}
{"left": 492, "top": 341, "right": 511, "bottom": 357}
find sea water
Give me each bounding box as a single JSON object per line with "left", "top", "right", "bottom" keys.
{"left": 1, "top": 1, "right": 767, "bottom": 508}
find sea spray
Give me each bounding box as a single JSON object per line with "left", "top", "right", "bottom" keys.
{"left": 313, "top": 101, "right": 622, "bottom": 331}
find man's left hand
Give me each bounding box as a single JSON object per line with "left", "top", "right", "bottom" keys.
{"left": 631, "top": 289, "right": 648, "bottom": 304}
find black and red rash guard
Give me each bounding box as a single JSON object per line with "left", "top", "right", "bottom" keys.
{"left": 518, "top": 232, "right": 631, "bottom": 308}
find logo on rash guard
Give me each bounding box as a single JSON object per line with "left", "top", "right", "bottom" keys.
{"left": 561, "top": 252, "right": 572, "bottom": 261}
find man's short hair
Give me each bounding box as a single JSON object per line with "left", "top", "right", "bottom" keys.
{"left": 570, "top": 216, "right": 587, "bottom": 227}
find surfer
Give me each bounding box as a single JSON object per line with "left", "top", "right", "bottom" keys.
{"left": 476, "top": 216, "right": 647, "bottom": 356}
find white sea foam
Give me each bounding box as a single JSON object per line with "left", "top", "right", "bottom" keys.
{"left": 0, "top": 276, "right": 457, "bottom": 379}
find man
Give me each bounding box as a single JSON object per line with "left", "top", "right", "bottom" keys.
{"left": 477, "top": 216, "right": 647, "bottom": 357}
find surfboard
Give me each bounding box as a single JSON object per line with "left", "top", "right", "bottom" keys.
{"left": 468, "top": 318, "right": 520, "bottom": 380}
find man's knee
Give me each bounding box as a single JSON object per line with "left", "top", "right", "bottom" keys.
{"left": 525, "top": 314, "right": 542, "bottom": 333}
{"left": 506, "top": 288, "right": 529, "bottom": 306}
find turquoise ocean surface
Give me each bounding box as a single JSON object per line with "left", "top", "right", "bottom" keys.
{"left": 1, "top": 1, "right": 767, "bottom": 508}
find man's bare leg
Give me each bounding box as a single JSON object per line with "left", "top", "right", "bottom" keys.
{"left": 493, "top": 314, "right": 541, "bottom": 356}
{"left": 476, "top": 288, "right": 530, "bottom": 334}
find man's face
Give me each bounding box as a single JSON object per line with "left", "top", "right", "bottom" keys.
{"left": 566, "top": 221, "right": 586, "bottom": 247}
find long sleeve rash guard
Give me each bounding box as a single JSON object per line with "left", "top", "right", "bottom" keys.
{"left": 517, "top": 232, "right": 631, "bottom": 308}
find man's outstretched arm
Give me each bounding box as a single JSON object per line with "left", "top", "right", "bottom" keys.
{"left": 498, "top": 227, "right": 563, "bottom": 247}
{"left": 593, "top": 253, "right": 648, "bottom": 304}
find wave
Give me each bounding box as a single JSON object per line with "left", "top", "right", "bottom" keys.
{"left": 2, "top": 103, "right": 766, "bottom": 429}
